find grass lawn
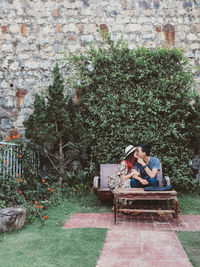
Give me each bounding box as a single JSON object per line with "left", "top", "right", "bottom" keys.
{"left": 177, "top": 194, "right": 200, "bottom": 267}
{"left": 0, "top": 193, "right": 200, "bottom": 267}
{"left": 0, "top": 193, "right": 109, "bottom": 267}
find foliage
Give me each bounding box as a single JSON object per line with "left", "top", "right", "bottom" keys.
{"left": 0, "top": 136, "right": 60, "bottom": 223}
{"left": 65, "top": 36, "right": 200, "bottom": 191}
{"left": 24, "top": 64, "right": 90, "bottom": 186}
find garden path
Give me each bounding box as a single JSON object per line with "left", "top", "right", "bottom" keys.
{"left": 63, "top": 213, "right": 200, "bottom": 266}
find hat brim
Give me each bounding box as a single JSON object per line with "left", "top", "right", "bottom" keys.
{"left": 125, "top": 147, "right": 137, "bottom": 158}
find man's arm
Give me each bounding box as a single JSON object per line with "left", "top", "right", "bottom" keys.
{"left": 137, "top": 158, "right": 160, "bottom": 178}
{"left": 144, "top": 167, "right": 158, "bottom": 178}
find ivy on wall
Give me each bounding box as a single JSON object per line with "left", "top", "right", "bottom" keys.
{"left": 66, "top": 37, "right": 200, "bottom": 191}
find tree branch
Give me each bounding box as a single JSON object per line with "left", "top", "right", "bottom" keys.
{"left": 44, "top": 148, "right": 62, "bottom": 175}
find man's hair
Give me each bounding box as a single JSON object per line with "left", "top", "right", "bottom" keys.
{"left": 139, "top": 142, "right": 151, "bottom": 156}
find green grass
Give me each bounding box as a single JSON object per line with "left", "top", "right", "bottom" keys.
{"left": 176, "top": 232, "right": 200, "bottom": 267}
{"left": 177, "top": 195, "right": 200, "bottom": 267}
{"left": 179, "top": 194, "right": 200, "bottom": 214}
{"left": 1, "top": 193, "right": 200, "bottom": 267}
{"left": 0, "top": 193, "right": 109, "bottom": 267}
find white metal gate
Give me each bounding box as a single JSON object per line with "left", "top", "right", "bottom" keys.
{"left": 0, "top": 142, "right": 22, "bottom": 179}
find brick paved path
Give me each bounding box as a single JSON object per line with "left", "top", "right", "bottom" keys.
{"left": 63, "top": 213, "right": 200, "bottom": 266}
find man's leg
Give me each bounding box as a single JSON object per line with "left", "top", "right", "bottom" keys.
{"left": 148, "top": 178, "right": 163, "bottom": 214}
{"left": 148, "top": 178, "right": 159, "bottom": 187}
{"left": 130, "top": 178, "right": 143, "bottom": 188}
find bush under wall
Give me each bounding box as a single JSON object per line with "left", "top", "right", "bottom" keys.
{"left": 66, "top": 37, "right": 200, "bottom": 192}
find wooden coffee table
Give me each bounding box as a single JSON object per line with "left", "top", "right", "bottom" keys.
{"left": 114, "top": 188, "right": 179, "bottom": 224}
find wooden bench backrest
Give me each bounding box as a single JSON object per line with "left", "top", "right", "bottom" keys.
{"left": 100, "top": 163, "right": 163, "bottom": 189}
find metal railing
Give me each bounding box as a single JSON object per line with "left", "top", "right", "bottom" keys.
{"left": 0, "top": 142, "right": 22, "bottom": 179}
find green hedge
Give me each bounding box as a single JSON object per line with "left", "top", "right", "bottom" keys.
{"left": 66, "top": 38, "right": 200, "bottom": 192}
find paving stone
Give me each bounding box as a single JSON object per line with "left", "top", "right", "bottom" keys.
{"left": 63, "top": 212, "right": 197, "bottom": 266}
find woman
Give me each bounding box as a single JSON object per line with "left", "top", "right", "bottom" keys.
{"left": 107, "top": 145, "right": 139, "bottom": 193}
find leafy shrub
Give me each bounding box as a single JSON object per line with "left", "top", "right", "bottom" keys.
{"left": 24, "top": 64, "right": 90, "bottom": 186}
{"left": 0, "top": 136, "right": 60, "bottom": 223}
{"left": 65, "top": 37, "right": 200, "bottom": 192}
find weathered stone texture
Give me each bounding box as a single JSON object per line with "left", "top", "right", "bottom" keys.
{"left": 0, "top": 207, "right": 26, "bottom": 232}
{"left": 0, "top": 0, "right": 199, "bottom": 135}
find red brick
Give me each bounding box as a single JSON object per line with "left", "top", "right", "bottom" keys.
{"left": 77, "top": 24, "right": 84, "bottom": 33}
{"left": 2, "top": 26, "right": 8, "bottom": 33}
{"left": 52, "top": 9, "right": 61, "bottom": 17}
{"left": 56, "top": 24, "right": 62, "bottom": 32}
{"left": 21, "top": 24, "right": 27, "bottom": 36}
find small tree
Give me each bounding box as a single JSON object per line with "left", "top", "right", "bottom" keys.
{"left": 24, "top": 64, "right": 89, "bottom": 186}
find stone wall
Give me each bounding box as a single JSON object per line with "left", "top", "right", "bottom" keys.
{"left": 0, "top": 0, "right": 200, "bottom": 137}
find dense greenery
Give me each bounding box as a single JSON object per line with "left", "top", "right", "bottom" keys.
{"left": 66, "top": 37, "right": 200, "bottom": 191}
{"left": 24, "top": 64, "right": 90, "bottom": 186}
{"left": 0, "top": 136, "right": 63, "bottom": 222}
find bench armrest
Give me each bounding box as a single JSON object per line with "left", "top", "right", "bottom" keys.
{"left": 93, "top": 176, "right": 100, "bottom": 189}
{"left": 164, "top": 176, "right": 171, "bottom": 186}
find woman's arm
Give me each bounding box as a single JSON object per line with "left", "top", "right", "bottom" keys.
{"left": 120, "top": 169, "right": 139, "bottom": 181}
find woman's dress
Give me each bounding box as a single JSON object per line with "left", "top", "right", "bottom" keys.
{"left": 107, "top": 160, "right": 131, "bottom": 193}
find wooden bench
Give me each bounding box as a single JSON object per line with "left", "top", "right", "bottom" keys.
{"left": 93, "top": 163, "right": 171, "bottom": 206}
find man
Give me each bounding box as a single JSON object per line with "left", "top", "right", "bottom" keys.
{"left": 131, "top": 142, "right": 160, "bottom": 188}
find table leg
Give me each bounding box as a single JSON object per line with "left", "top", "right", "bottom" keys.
{"left": 114, "top": 196, "right": 117, "bottom": 224}
{"left": 174, "top": 197, "right": 179, "bottom": 225}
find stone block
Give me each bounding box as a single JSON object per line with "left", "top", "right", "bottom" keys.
{"left": 191, "top": 43, "right": 200, "bottom": 50}
{"left": 63, "top": 24, "right": 78, "bottom": 33}
{"left": 187, "top": 33, "right": 198, "bottom": 41}
{"left": 127, "top": 24, "right": 142, "bottom": 32}
{"left": 1, "top": 81, "right": 8, "bottom": 89}
{"left": 111, "top": 24, "right": 122, "bottom": 32}
{"left": 195, "top": 50, "right": 200, "bottom": 60}
{"left": 80, "top": 35, "right": 94, "bottom": 46}
{"left": 185, "top": 51, "right": 194, "bottom": 58}
{"left": 2, "top": 44, "right": 13, "bottom": 52}
{"left": 183, "top": 1, "right": 193, "bottom": 8}
{"left": 10, "top": 62, "right": 19, "bottom": 71}
{"left": 40, "top": 61, "right": 51, "bottom": 70}
{"left": 11, "top": 109, "right": 19, "bottom": 118}
{"left": 0, "top": 207, "right": 26, "bottom": 232}
{"left": 9, "top": 25, "right": 19, "bottom": 34}
{"left": 144, "top": 10, "right": 154, "bottom": 17}
{"left": 0, "top": 109, "right": 10, "bottom": 118}
{"left": 68, "top": 34, "right": 77, "bottom": 41}
{"left": 84, "top": 24, "right": 97, "bottom": 33}
{"left": 42, "top": 26, "right": 51, "bottom": 35}
{"left": 195, "top": 24, "right": 200, "bottom": 32}
{"left": 24, "top": 61, "right": 38, "bottom": 69}
{"left": 137, "top": 17, "right": 151, "bottom": 24}
{"left": 1, "top": 118, "right": 12, "bottom": 129}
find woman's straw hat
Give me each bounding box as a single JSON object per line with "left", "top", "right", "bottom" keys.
{"left": 124, "top": 145, "right": 137, "bottom": 158}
